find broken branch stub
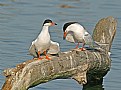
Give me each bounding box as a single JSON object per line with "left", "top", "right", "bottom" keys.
{"left": 93, "top": 16, "right": 117, "bottom": 52}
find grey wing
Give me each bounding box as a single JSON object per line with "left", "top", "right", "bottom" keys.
{"left": 83, "top": 32, "right": 94, "bottom": 48}
{"left": 47, "top": 40, "right": 60, "bottom": 54}
{"left": 29, "top": 41, "right": 38, "bottom": 58}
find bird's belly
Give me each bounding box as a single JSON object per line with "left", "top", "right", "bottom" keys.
{"left": 35, "top": 40, "right": 50, "bottom": 53}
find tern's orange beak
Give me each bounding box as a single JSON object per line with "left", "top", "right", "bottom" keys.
{"left": 51, "top": 22, "right": 57, "bottom": 26}
{"left": 63, "top": 32, "right": 67, "bottom": 40}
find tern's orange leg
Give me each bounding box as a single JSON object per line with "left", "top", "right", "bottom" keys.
{"left": 37, "top": 51, "right": 43, "bottom": 60}
{"left": 44, "top": 51, "right": 51, "bottom": 60}
{"left": 75, "top": 43, "right": 80, "bottom": 49}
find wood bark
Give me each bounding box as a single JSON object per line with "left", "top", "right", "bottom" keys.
{"left": 2, "top": 16, "right": 117, "bottom": 90}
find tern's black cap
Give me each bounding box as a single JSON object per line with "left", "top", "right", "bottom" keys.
{"left": 63, "top": 22, "right": 77, "bottom": 32}
{"left": 43, "top": 19, "right": 52, "bottom": 25}
{"left": 43, "top": 19, "right": 57, "bottom": 26}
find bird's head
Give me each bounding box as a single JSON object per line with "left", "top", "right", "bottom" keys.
{"left": 43, "top": 19, "right": 57, "bottom": 26}
{"left": 63, "top": 22, "right": 75, "bottom": 40}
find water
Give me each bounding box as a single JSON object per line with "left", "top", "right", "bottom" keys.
{"left": 0, "top": 0, "right": 121, "bottom": 90}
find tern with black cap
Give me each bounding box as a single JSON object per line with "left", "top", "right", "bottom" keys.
{"left": 29, "top": 19, "right": 57, "bottom": 60}
{"left": 63, "top": 22, "right": 94, "bottom": 50}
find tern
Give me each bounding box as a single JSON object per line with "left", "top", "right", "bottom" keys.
{"left": 29, "top": 19, "right": 57, "bottom": 60}
{"left": 63, "top": 22, "right": 94, "bottom": 50}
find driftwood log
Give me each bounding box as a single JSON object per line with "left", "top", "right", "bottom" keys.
{"left": 2, "top": 16, "right": 117, "bottom": 90}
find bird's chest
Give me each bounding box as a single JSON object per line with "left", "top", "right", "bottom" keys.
{"left": 35, "top": 31, "right": 50, "bottom": 48}
{"left": 37, "top": 35, "right": 50, "bottom": 45}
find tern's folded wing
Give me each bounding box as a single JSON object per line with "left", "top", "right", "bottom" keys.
{"left": 83, "top": 32, "right": 94, "bottom": 48}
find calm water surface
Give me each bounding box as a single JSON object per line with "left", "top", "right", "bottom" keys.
{"left": 0, "top": 0, "right": 121, "bottom": 90}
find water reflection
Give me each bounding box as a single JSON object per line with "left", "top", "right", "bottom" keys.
{"left": 0, "top": 3, "right": 9, "bottom": 6}
{"left": 59, "top": 4, "right": 76, "bottom": 8}
{"left": 83, "top": 84, "right": 104, "bottom": 90}
{"left": 83, "top": 78, "right": 104, "bottom": 90}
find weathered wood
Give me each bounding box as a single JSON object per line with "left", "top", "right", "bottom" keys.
{"left": 2, "top": 16, "right": 117, "bottom": 90}
{"left": 93, "top": 16, "right": 117, "bottom": 52}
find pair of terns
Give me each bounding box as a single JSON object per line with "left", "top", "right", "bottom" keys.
{"left": 29, "top": 19, "right": 94, "bottom": 60}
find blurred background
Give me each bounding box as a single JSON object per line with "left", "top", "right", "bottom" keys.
{"left": 0, "top": 0, "right": 121, "bottom": 90}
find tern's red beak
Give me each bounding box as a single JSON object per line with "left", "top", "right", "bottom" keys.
{"left": 63, "top": 32, "right": 67, "bottom": 40}
{"left": 51, "top": 22, "right": 57, "bottom": 26}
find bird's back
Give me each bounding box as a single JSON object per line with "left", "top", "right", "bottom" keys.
{"left": 66, "top": 23, "right": 86, "bottom": 43}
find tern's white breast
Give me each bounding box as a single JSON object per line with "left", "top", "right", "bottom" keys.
{"left": 34, "top": 26, "right": 51, "bottom": 53}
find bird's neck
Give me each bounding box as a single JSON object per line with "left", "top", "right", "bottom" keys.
{"left": 38, "top": 25, "right": 50, "bottom": 38}
{"left": 43, "top": 25, "right": 49, "bottom": 30}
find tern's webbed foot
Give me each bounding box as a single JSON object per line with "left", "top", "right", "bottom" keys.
{"left": 79, "top": 48, "right": 86, "bottom": 51}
